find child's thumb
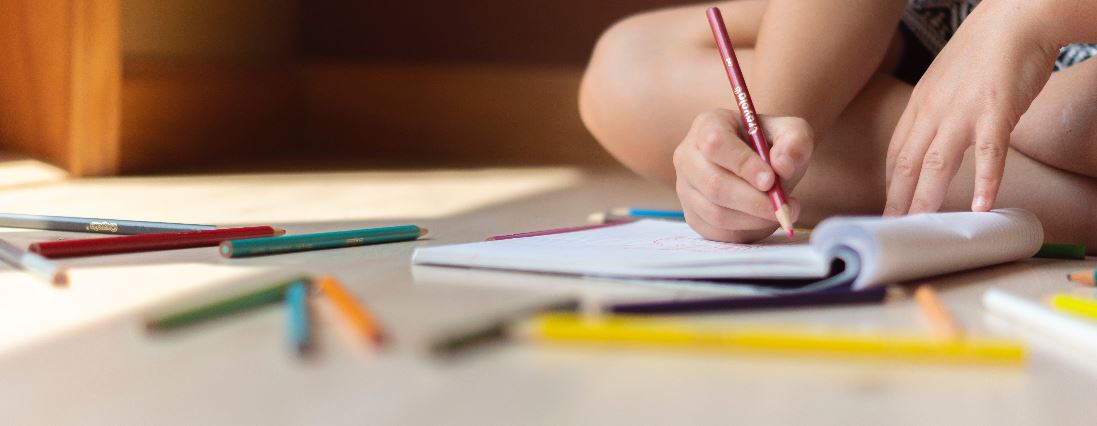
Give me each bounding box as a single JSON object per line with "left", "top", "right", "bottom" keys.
{"left": 765, "top": 117, "right": 814, "bottom": 180}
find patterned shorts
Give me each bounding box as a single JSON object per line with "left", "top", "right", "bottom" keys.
{"left": 903, "top": 0, "right": 1097, "bottom": 71}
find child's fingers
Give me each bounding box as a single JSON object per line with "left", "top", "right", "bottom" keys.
{"left": 690, "top": 112, "right": 775, "bottom": 191}
{"left": 907, "top": 126, "right": 969, "bottom": 214}
{"left": 884, "top": 120, "right": 938, "bottom": 216}
{"left": 761, "top": 116, "right": 814, "bottom": 180}
{"left": 677, "top": 179, "right": 780, "bottom": 233}
{"left": 971, "top": 122, "right": 1009, "bottom": 212}
{"left": 885, "top": 105, "right": 918, "bottom": 193}
{"left": 679, "top": 145, "right": 785, "bottom": 222}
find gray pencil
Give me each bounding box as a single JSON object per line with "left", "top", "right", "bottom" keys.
{"left": 0, "top": 239, "right": 68, "bottom": 285}
{"left": 0, "top": 213, "right": 216, "bottom": 235}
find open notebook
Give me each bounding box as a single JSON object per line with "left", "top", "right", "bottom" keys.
{"left": 412, "top": 209, "right": 1044, "bottom": 290}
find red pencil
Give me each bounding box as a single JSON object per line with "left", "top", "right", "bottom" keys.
{"left": 486, "top": 222, "right": 624, "bottom": 241}
{"left": 706, "top": 7, "right": 795, "bottom": 237}
{"left": 29, "top": 226, "right": 285, "bottom": 258}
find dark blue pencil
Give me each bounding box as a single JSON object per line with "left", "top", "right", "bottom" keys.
{"left": 609, "top": 287, "right": 892, "bottom": 315}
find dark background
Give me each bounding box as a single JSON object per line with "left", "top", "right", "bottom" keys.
{"left": 116, "top": 0, "right": 695, "bottom": 173}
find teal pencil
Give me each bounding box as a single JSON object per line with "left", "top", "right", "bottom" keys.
{"left": 219, "top": 225, "right": 428, "bottom": 258}
{"left": 286, "top": 281, "right": 312, "bottom": 355}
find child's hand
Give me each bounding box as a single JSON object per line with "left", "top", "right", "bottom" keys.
{"left": 884, "top": 1, "right": 1059, "bottom": 216}
{"left": 674, "top": 109, "right": 813, "bottom": 243}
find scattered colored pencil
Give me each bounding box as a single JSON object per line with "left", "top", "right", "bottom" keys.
{"left": 983, "top": 288, "right": 1097, "bottom": 355}
{"left": 146, "top": 276, "right": 308, "bottom": 331}
{"left": 706, "top": 7, "right": 795, "bottom": 237}
{"left": 586, "top": 212, "right": 639, "bottom": 224}
{"left": 528, "top": 313, "right": 1025, "bottom": 363}
{"left": 0, "top": 238, "right": 68, "bottom": 285}
{"left": 609, "top": 287, "right": 892, "bottom": 315}
{"left": 611, "top": 208, "right": 685, "bottom": 219}
{"left": 1049, "top": 294, "right": 1097, "bottom": 323}
{"left": 587, "top": 209, "right": 685, "bottom": 225}
{"left": 317, "top": 275, "right": 386, "bottom": 346}
{"left": 1066, "top": 270, "right": 1096, "bottom": 286}
{"left": 220, "top": 225, "right": 427, "bottom": 257}
{"left": 914, "top": 285, "right": 962, "bottom": 340}
{"left": 0, "top": 212, "right": 215, "bottom": 235}
{"left": 286, "top": 281, "right": 312, "bottom": 355}
{"left": 486, "top": 222, "right": 623, "bottom": 241}
{"left": 1034, "top": 243, "right": 1086, "bottom": 260}
{"left": 29, "top": 226, "right": 284, "bottom": 258}
{"left": 430, "top": 298, "right": 581, "bottom": 357}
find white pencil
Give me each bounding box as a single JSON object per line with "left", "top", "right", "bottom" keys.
{"left": 0, "top": 238, "right": 68, "bottom": 285}
{"left": 983, "top": 288, "right": 1097, "bottom": 355}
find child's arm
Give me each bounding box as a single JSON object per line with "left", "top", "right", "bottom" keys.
{"left": 884, "top": 0, "right": 1097, "bottom": 217}
{"left": 751, "top": 0, "right": 907, "bottom": 141}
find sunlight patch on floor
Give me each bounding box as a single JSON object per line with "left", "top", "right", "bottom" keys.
{"left": 0, "top": 158, "right": 67, "bottom": 190}
{"left": 0, "top": 263, "right": 277, "bottom": 356}
{"left": 0, "top": 167, "right": 584, "bottom": 224}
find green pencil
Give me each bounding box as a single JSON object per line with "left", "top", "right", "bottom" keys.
{"left": 219, "top": 225, "right": 427, "bottom": 258}
{"left": 146, "top": 276, "right": 310, "bottom": 331}
{"left": 1034, "top": 243, "right": 1086, "bottom": 260}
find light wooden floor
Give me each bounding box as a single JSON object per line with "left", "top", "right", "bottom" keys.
{"left": 0, "top": 163, "right": 1094, "bottom": 425}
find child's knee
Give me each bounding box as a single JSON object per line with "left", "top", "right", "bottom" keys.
{"left": 579, "top": 13, "right": 665, "bottom": 157}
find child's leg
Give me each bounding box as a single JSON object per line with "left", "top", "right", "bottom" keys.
{"left": 797, "top": 74, "right": 1097, "bottom": 249}
{"left": 1009, "top": 58, "right": 1097, "bottom": 178}
{"left": 579, "top": 1, "right": 767, "bottom": 184}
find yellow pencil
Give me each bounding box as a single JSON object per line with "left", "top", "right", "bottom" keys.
{"left": 914, "top": 285, "right": 962, "bottom": 340}
{"left": 317, "top": 275, "right": 386, "bottom": 346}
{"left": 1049, "top": 293, "right": 1097, "bottom": 323}
{"left": 526, "top": 313, "right": 1024, "bottom": 364}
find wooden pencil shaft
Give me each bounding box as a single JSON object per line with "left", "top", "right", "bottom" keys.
{"left": 30, "top": 226, "right": 282, "bottom": 258}
{"left": 984, "top": 289, "right": 1097, "bottom": 356}
{"left": 532, "top": 314, "right": 1024, "bottom": 363}
{"left": 1050, "top": 294, "right": 1097, "bottom": 322}
{"left": 147, "top": 277, "right": 308, "bottom": 331}
{"left": 0, "top": 213, "right": 215, "bottom": 234}
{"left": 0, "top": 239, "right": 67, "bottom": 284}
{"left": 221, "top": 225, "right": 423, "bottom": 257}
{"left": 286, "top": 282, "right": 312, "bottom": 354}
{"left": 914, "top": 286, "right": 962, "bottom": 339}
{"left": 319, "top": 276, "right": 385, "bottom": 345}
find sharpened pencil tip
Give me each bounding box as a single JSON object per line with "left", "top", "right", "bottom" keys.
{"left": 272, "top": 227, "right": 287, "bottom": 236}
{"left": 53, "top": 268, "right": 70, "bottom": 286}
{"left": 774, "top": 204, "right": 795, "bottom": 238}
{"left": 419, "top": 227, "right": 429, "bottom": 237}
{"left": 587, "top": 212, "right": 607, "bottom": 224}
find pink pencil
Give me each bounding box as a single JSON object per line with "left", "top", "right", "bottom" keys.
{"left": 706, "top": 7, "right": 795, "bottom": 237}
{"left": 486, "top": 222, "right": 624, "bottom": 241}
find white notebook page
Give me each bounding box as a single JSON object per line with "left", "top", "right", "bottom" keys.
{"left": 812, "top": 208, "right": 1044, "bottom": 288}
{"left": 412, "top": 220, "right": 825, "bottom": 279}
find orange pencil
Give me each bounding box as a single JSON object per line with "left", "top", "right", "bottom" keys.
{"left": 317, "top": 275, "right": 386, "bottom": 346}
{"left": 1067, "top": 270, "right": 1096, "bottom": 286}
{"left": 914, "top": 285, "right": 962, "bottom": 340}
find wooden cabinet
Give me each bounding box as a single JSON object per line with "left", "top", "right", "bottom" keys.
{"left": 0, "top": 0, "right": 120, "bottom": 176}
{"left": 0, "top": 0, "right": 688, "bottom": 175}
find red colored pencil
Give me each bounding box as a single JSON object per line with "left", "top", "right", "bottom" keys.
{"left": 486, "top": 222, "right": 624, "bottom": 241}
{"left": 706, "top": 7, "right": 795, "bottom": 237}
{"left": 29, "top": 226, "right": 285, "bottom": 258}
